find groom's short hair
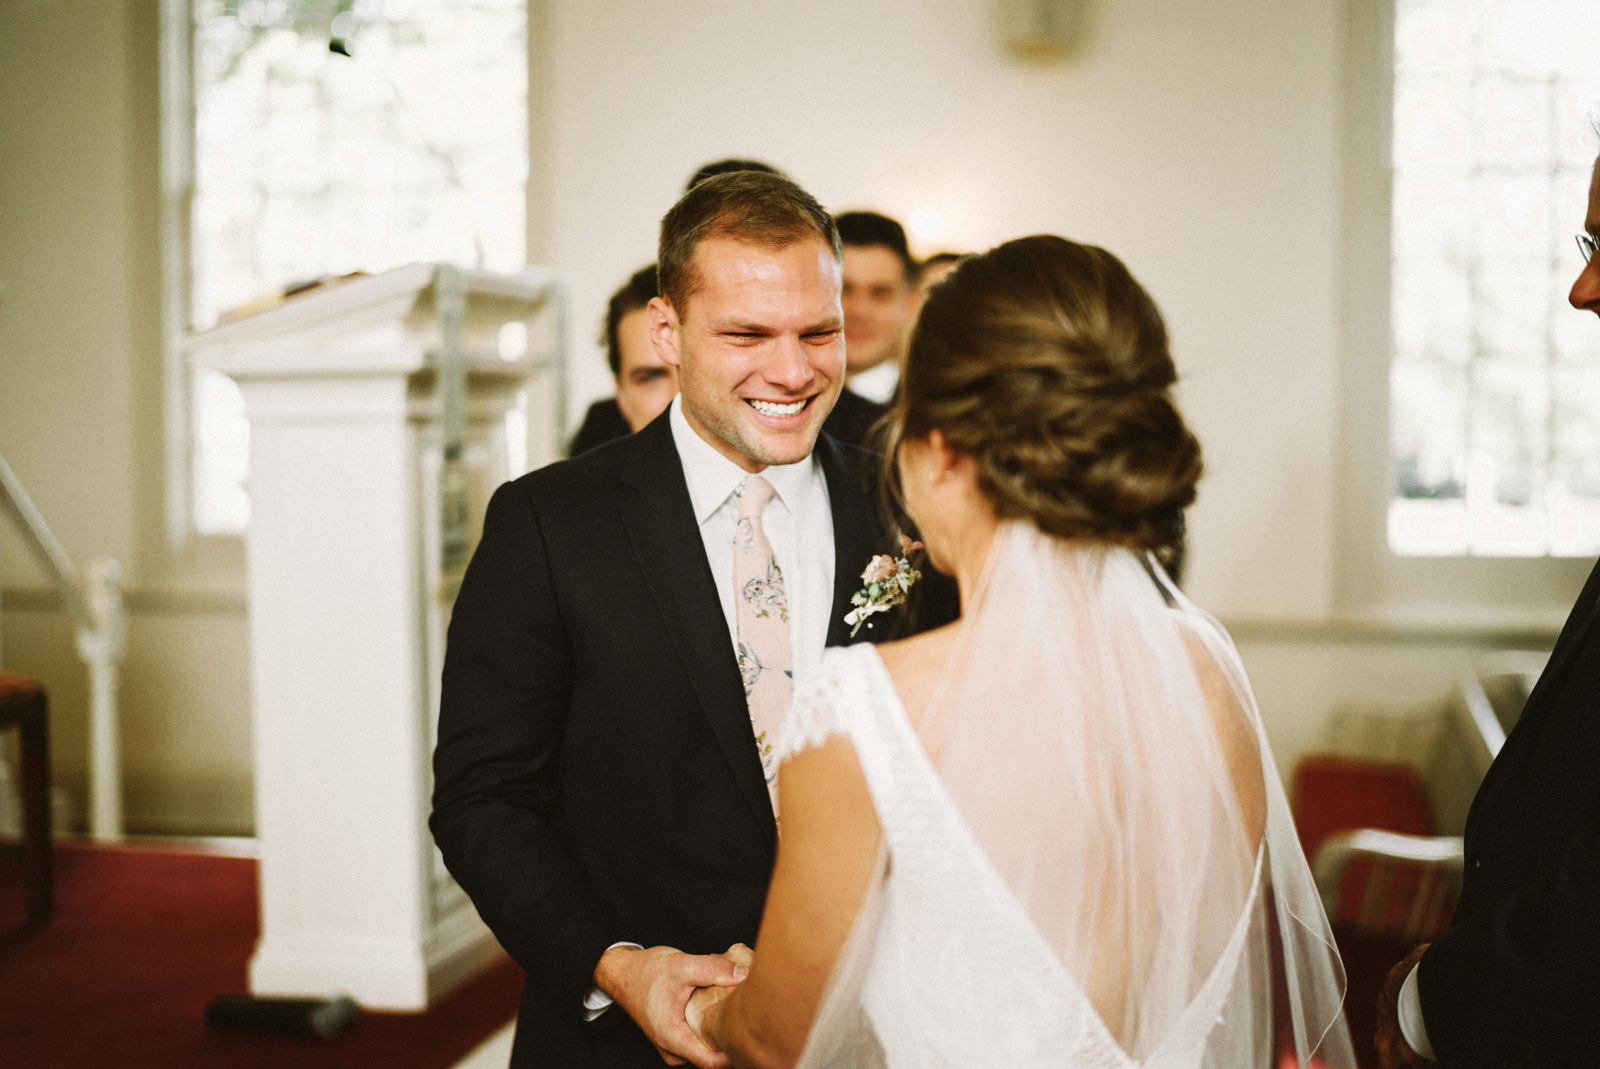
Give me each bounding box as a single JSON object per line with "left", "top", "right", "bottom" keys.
{"left": 656, "top": 170, "right": 841, "bottom": 314}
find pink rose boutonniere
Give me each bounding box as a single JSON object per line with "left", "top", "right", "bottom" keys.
{"left": 844, "top": 534, "right": 924, "bottom": 637}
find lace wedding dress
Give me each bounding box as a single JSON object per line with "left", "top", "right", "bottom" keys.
{"left": 779, "top": 523, "right": 1353, "bottom": 1068}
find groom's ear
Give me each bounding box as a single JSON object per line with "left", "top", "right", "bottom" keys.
{"left": 648, "top": 297, "right": 682, "bottom": 369}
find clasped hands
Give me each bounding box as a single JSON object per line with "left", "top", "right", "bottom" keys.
{"left": 596, "top": 942, "right": 755, "bottom": 1068}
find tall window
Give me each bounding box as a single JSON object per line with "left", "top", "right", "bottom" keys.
{"left": 1388, "top": 0, "right": 1600, "bottom": 557}
{"left": 187, "top": 0, "right": 527, "bottom": 534}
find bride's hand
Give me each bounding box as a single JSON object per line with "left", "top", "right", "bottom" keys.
{"left": 685, "top": 983, "right": 734, "bottom": 1048}
{"left": 685, "top": 945, "right": 754, "bottom": 1049}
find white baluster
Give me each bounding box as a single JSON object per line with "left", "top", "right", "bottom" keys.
{"left": 74, "top": 555, "right": 126, "bottom": 840}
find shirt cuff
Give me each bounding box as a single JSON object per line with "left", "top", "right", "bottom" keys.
{"left": 583, "top": 942, "right": 644, "bottom": 1021}
{"left": 1398, "top": 962, "right": 1436, "bottom": 1060}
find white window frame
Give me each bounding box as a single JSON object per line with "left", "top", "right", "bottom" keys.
{"left": 156, "top": 0, "right": 535, "bottom": 572}
{"left": 158, "top": 0, "right": 247, "bottom": 582}
{"left": 1337, "top": 0, "right": 1592, "bottom": 627}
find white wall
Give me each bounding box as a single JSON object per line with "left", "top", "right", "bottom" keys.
{"left": 1, "top": 0, "right": 255, "bottom": 835}
{"left": 542, "top": 0, "right": 1345, "bottom": 619}
{"left": 537, "top": 0, "right": 1575, "bottom": 774}
{"left": 0, "top": 0, "right": 1573, "bottom": 834}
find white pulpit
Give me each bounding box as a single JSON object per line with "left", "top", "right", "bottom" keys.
{"left": 187, "top": 264, "right": 565, "bottom": 1009}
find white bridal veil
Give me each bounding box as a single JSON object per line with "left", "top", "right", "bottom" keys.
{"left": 799, "top": 521, "right": 1354, "bottom": 1067}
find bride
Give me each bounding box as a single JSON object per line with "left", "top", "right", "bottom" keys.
{"left": 684, "top": 235, "right": 1355, "bottom": 1067}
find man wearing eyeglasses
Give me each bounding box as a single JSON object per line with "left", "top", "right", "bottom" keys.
{"left": 1375, "top": 143, "right": 1600, "bottom": 1068}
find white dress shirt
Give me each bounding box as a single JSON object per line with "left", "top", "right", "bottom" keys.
{"left": 1398, "top": 963, "right": 1436, "bottom": 1058}
{"left": 847, "top": 361, "right": 899, "bottom": 405}
{"left": 670, "top": 395, "right": 836, "bottom": 679}
{"left": 585, "top": 397, "right": 837, "bottom": 1019}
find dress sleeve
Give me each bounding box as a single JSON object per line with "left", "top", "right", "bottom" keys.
{"left": 778, "top": 647, "right": 860, "bottom": 761}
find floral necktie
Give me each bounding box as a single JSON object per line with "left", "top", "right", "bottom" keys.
{"left": 733, "top": 474, "right": 790, "bottom": 817}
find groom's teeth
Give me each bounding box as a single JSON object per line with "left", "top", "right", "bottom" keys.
{"left": 749, "top": 399, "right": 806, "bottom": 417}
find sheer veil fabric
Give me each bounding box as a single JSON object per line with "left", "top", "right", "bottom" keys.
{"left": 781, "top": 521, "right": 1353, "bottom": 1067}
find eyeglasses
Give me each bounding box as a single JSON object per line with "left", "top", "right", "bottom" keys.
{"left": 1579, "top": 234, "right": 1600, "bottom": 264}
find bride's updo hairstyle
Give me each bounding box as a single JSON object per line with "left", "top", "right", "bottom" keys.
{"left": 888, "top": 234, "right": 1201, "bottom": 565}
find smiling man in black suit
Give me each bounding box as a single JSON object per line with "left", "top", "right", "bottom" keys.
{"left": 431, "top": 171, "right": 949, "bottom": 1068}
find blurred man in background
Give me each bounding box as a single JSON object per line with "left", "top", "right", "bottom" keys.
{"left": 568, "top": 264, "right": 677, "bottom": 456}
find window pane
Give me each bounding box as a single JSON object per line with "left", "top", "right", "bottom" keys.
{"left": 190, "top": 0, "right": 527, "bottom": 535}
{"left": 1393, "top": 169, "right": 1472, "bottom": 264}
{"left": 1550, "top": 364, "right": 1600, "bottom": 556}
{"left": 1389, "top": 0, "right": 1600, "bottom": 557}
{"left": 1393, "top": 358, "right": 1469, "bottom": 499}
{"left": 1392, "top": 255, "right": 1472, "bottom": 361}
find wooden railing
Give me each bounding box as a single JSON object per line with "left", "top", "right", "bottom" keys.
{"left": 0, "top": 451, "right": 125, "bottom": 839}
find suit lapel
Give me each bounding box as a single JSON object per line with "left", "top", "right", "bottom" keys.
{"left": 1467, "top": 556, "right": 1600, "bottom": 835}
{"left": 1524, "top": 557, "right": 1600, "bottom": 718}
{"left": 617, "top": 418, "right": 776, "bottom": 840}
{"left": 818, "top": 434, "right": 882, "bottom": 647}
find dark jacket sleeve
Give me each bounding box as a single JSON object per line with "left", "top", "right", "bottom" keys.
{"left": 429, "top": 477, "right": 618, "bottom": 1015}
{"left": 1417, "top": 557, "right": 1600, "bottom": 1067}
{"left": 1418, "top": 813, "right": 1600, "bottom": 1068}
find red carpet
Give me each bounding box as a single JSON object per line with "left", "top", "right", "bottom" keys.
{"left": 0, "top": 841, "right": 522, "bottom": 1067}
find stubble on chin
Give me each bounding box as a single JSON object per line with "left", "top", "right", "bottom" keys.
{"left": 698, "top": 400, "right": 827, "bottom": 469}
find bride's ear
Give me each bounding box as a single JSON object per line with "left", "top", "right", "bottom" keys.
{"left": 925, "top": 430, "right": 968, "bottom": 484}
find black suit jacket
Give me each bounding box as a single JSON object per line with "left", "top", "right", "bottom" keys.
{"left": 820, "top": 386, "right": 889, "bottom": 452}
{"left": 1419, "top": 556, "right": 1600, "bottom": 1068}
{"left": 567, "top": 397, "right": 632, "bottom": 457}
{"left": 430, "top": 412, "right": 950, "bottom": 1066}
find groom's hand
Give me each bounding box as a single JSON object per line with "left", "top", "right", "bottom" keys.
{"left": 595, "top": 944, "right": 748, "bottom": 1068}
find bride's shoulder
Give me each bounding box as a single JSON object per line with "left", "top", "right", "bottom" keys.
{"left": 874, "top": 623, "right": 960, "bottom": 729}
{"left": 781, "top": 638, "right": 916, "bottom": 758}
{"left": 874, "top": 623, "right": 960, "bottom": 674}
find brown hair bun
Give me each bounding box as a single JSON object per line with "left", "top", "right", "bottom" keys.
{"left": 889, "top": 234, "right": 1201, "bottom": 564}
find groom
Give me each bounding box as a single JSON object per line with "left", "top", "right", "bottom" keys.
{"left": 431, "top": 171, "right": 951, "bottom": 1068}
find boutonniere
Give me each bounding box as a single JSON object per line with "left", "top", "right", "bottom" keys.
{"left": 844, "top": 534, "right": 924, "bottom": 637}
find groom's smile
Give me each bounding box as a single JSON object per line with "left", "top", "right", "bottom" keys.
{"left": 650, "top": 235, "right": 845, "bottom": 473}
{"left": 747, "top": 397, "right": 808, "bottom": 418}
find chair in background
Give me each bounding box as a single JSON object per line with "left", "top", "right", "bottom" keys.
{"left": 1458, "top": 649, "right": 1545, "bottom": 754}
{"left": 0, "top": 672, "right": 52, "bottom": 923}
{"left": 1288, "top": 651, "right": 1546, "bottom": 1066}
{"left": 1296, "top": 651, "right": 1549, "bottom": 913}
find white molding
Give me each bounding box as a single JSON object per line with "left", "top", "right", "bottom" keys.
{"left": 158, "top": 0, "right": 197, "bottom": 554}
{"left": 186, "top": 263, "right": 557, "bottom": 368}
{"left": 1222, "top": 611, "right": 1561, "bottom": 647}
{"left": 4, "top": 584, "right": 1563, "bottom": 647}
{"left": 1, "top": 585, "right": 245, "bottom": 615}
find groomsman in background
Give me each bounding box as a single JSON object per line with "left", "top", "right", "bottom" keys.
{"left": 568, "top": 264, "right": 677, "bottom": 456}
{"left": 818, "top": 210, "right": 913, "bottom": 449}
{"left": 1376, "top": 142, "right": 1600, "bottom": 1067}
{"left": 911, "top": 250, "right": 965, "bottom": 316}
{"left": 835, "top": 210, "right": 914, "bottom": 406}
